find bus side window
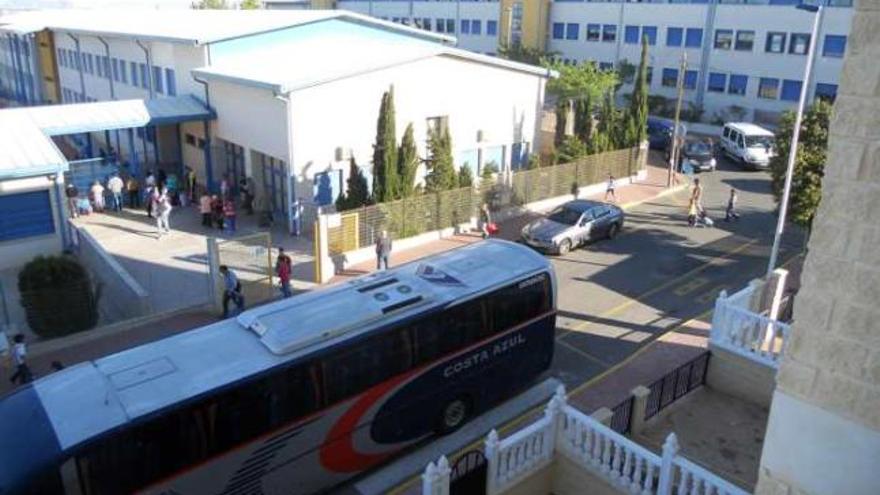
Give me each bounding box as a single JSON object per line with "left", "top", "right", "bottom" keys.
{"left": 486, "top": 274, "right": 551, "bottom": 335}
{"left": 412, "top": 298, "right": 484, "bottom": 365}
{"left": 323, "top": 329, "right": 413, "bottom": 405}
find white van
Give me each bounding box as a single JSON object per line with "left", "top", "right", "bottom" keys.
{"left": 719, "top": 122, "right": 776, "bottom": 169}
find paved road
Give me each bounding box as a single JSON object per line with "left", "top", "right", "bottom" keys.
{"left": 546, "top": 153, "right": 803, "bottom": 389}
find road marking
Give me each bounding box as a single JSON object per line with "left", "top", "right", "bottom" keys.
{"left": 695, "top": 285, "right": 726, "bottom": 305}
{"left": 557, "top": 338, "right": 613, "bottom": 368}
{"left": 558, "top": 237, "right": 760, "bottom": 340}
{"left": 673, "top": 276, "right": 710, "bottom": 296}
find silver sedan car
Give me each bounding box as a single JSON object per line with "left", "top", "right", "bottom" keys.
{"left": 521, "top": 200, "right": 625, "bottom": 255}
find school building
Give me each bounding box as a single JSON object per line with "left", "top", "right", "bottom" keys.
{"left": 0, "top": 8, "right": 552, "bottom": 252}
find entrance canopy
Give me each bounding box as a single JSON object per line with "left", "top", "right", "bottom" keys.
{"left": 0, "top": 96, "right": 215, "bottom": 181}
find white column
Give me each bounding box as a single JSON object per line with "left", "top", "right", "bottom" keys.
{"left": 657, "top": 433, "right": 680, "bottom": 495}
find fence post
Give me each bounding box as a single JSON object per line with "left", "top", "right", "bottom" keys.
{"left": 315, "top": 214, "right": 334, "bottom": 284}
{"left": 657, "top": 433, "right": 680, "bottom": 495}
{"left": 545, "top": 384, "right": 567, "bottom": 455}
{"left": 629, "top": 385, "right": 651, "bottom": 435}
{"left": 485, "top": 429, "right": 500, "bottom": 495}
{"left": 206, "top": 237, "right": 222, "bottom": 312}
{"left": 422, "top": 460, "right": 437, "bottom": 495}
{"left": 437, "top": 455, "right": 450, "bottom": 495}
{"left": 710, "top": 289, "right": 727, "bottom": 344}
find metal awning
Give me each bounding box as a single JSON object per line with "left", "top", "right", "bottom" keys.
{"left": 5, "top": 95, "right": 215, "bottom": 136}
{"left": 0, "top": 96, "right": 215, "bottom": 180}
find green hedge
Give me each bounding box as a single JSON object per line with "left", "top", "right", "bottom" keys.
{"left": 18, "top": 255, "right": 100, "bottom": 338}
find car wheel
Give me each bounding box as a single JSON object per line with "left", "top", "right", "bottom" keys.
{"left": 607, "top": 223, "right": 620, "bottom": 240}
{"left": 437, "top": 397, "right": 470, "bottom": 434}
{"left": 557, "top": 239, "right": 572, "bottom": 255}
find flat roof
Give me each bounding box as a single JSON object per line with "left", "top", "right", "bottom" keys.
{"left": 0, "top": 96, "right": 213, "bottom": 180}
{"left": 0, "top": 8, "right": 454, "bottom": 46}
{"left": 193, "top": 18, "right": 554, "bottom": 94}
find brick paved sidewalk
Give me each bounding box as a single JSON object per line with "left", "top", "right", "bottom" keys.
{"left": 331, "top": 159, "right": 685, "bottom": 284}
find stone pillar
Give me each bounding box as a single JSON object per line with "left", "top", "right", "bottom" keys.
{"left": 629, "top": 386, "right": 652, "bottom": 435}
{"left": 761, "top": 268, "right": 789, "bottom": 321}
{"left": 591, "top": 407, "right": 613, "bottom": 427}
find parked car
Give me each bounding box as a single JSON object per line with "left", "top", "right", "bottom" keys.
{"left": 647, "top": 116, "right": 687, "bottom": 151}
{"left": 719, "top": 122, "right": 776, "bottom": 170}
{"left": 678, "top": 139, "right": 717, "bottom": 172}
{"left": 521, "top": 200, "right": 624, "bottom": 255}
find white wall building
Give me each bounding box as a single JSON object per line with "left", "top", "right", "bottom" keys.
{"left": 338, "top": 0, "right": 853, "bottom": 127}
{"left": 0, "top": 9, "right": 551, "bottom": 235}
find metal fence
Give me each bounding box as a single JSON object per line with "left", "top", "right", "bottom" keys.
{"left": 610, "top": 395, "right": 634, "bottom": 435}
{"left": 215, "top": 232, "right": 274, "bottom": 307}
{"left": 328, "top": 187, "right": 479, "bottom": 255}
{"left": 511, "top": 148, "right": 638, "bottom": 205}
{"left": 644, "top": 351, "right": 710, "bottom": 420}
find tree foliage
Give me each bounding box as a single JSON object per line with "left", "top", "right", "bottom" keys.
{"left": 574, "top": 95, "right": 593, "bottom": 143}
{"left": 191, "top": 0, "right": 229, "bottom": 9}
{"left": 18, "top": 256, "right": 99, "bottom": 337}
{"left": 554, "top": 99, "right": 569, "bottom": 147}
{"left": 769, "top": 100, "right": 831, "bottom": 229}
{"left": 544, "top": 60, "right": 619, "bottom": 102}
{"left": 372, "top": 87, "right": 399, "bottom": 202}
{"left": 555, "top": 136, "right": 588, "bottom": 164}
{"left": 424, "top": 126, "right": 457, "bottom": 192}
{"left": 336, "top": 157, "right": 371, "bottom": 211}
{"left": 499, "top": 44, "right": 556, "bottom": 65}
{"left": 239, "top": 0, "right": 260, "bottom": 8}
{"left": 458, "top": 165, "right": 474, "bottom": 188}
{"left": 397, "top": 123, "right": 419, "bottom": 198}
{"left": 628, "top": 36, "right": 650, "bottom": 145}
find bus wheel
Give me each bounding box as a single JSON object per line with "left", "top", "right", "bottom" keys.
{"left": 438, "top": 397, "right": 470, "bottom": 434}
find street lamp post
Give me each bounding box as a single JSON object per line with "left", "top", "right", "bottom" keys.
{"left": 767, "top": 4, "right": 822, "bottom": 276}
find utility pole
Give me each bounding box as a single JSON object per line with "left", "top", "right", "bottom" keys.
{"left": 506, "top": 7, "right": 513, "bottom": 48}
{"left": 668, "top": 51, "right": 687, "bottom": 188}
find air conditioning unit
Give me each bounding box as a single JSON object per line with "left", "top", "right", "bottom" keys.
{"left": 477, "top": 130, "right": 488, "bottom": 142}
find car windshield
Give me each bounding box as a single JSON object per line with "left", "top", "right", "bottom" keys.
{"left": 685, "top": 142, "right": 712, "bottom": 154}
{"left": 547, "top": 207, "right": 582, "bottom": 226}
{"left": 746, "top": 135, "right": 774, "bottom": 149}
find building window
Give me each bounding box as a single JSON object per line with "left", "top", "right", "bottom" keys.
{"left": 642, "top": 26, "right": 657, "bottom": 45}
{"left": 461, "top": 19, "right": 471, "bottom": 35}
{"left": 602, "top": 24, "right": 616, "bottom": 42}
{"left": 130, "top": 61, "right": 138, "bottom": 87}
{"left": 140, "top": 63, "right": 149, "bottom": 89}
{"left": 662, "top": 68, "right": 679, "bottom": 87}
{"left": 487, "top": 20, "right": 497, "bottom": 36}
{"left": 587, "top": 24, "right": 601, "bottom": 42}
{"left": 646, "top": 66, "right": 653, "bottom": 87}
{"left": 815, "top": 83, "right": 837, "bottom": 103}
{"left": 446, "top": 19, "right": 455, "bottom": 34}
{"left": 422, "top": 18, "right": 431, "bottom": 31}
{"left": 165, "top": 68, "right": 176, "bottom": 96}
{"left": 552, "top": 22, "right": 565, "bottom": 40}
{"left": 472, "top": 20, "right": 482, "bottom": 35}
{"left": 714, "top": 29, "right": 733, "bottom": 50}
{"left": 708, "top": 72, "right": 726, "bottom": 93}
{"left": 684, "top": 70, "right": 698, "bottom": 90}
{"left": 780, "top": 79, "right": 802, "bottom": 101}
{"left": 566, "top": 23, "right": 579, "bottom": 41}
{"left": 153, "top": 66, "right": 164, "bottom": 93}
{"left": 823, "top": 35, "right": 846, "bottom": 58}
{"left": 96, "top": 55, "right": 103, "bottom": 77}
{"left": 86, "top": 54, "right": 94, "bottom": 74}
{"left": 112, "top": 58, "right": 120, "bottom": 81}
{"left": 735, "top": 31, "right": 755, "bottom": 51}
{"left": 599, "top": 62, "right": 613, "bottom": 71}
{"left": 103, "top": 56, "right": 110, "bottom": 76}
{"left": 120, "top": 61, "right": 127, "bottom": 84}
{"left": 625, "top": 25, "right": 639, "bottom": 44}
{"left": 728, "top": 74, "right": 748, "bottom": 95}
{"left": 766, "top": 32, "right": 786, "bottom": 53}
{"left": 758, "top": 78, "right": 780, "bottom": 99}
{"left": 685, "top": 28, "right": 702, "bottom": 48}
{"left": 667, "top": 27, "right": 683, "bottom": 47}
{"left": 789, "top": 33, "right": 810, "bottom": 55}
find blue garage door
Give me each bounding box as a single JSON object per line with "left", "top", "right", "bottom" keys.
{"left": 0, "top": 190, "right": 55, "bottom": 242}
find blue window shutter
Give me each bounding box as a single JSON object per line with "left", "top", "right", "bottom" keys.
{"left": 566, "top": 23, "right": 579, "bottom": 40}
{"left": 165, "top": 68, "right": 176, "bottom": 96}
{"left": 684, "top": 70, "right": 698, "bottom": 89}
{"left": 487, "top": 20, "right": 497, "bottom": 36}
{"left": 0, "top": 190, "right": 55, "bottom": 241}
{"left": 153, "top": 66, "right": 164, "bottom": 94}
{"left": 708, "top": 72, "right": 726, "bottom": 92}
{"left": 780, "top": 80, "right": 803, "bottom": 101}
{"left": 553, "top": 23, "right": 565, "bottom": 40}
{"left": 685, "top": 28, "right": 703, "bottom": 48}
{"left": 815, "top": 83, "right": 837, "bottom": 100}
{"left": 662, "top": 68, "right": 678, "bottom": 87}
{"left": 643, "top": 26, "right": 658, "bottom": 45}
{"left": 461, "top": 19, "right": 470, "bottom": 34}
{"left": 625, "top": 25, "right": 639, "bottom": 44}
{"left": 822, "top": 35, "right": 846, "bottom": 58}
{"left": 472, "top": 20, "right": 481, "bottom": 35}
{"left": 667, "top": 27, "right": 683, "bottom": 47}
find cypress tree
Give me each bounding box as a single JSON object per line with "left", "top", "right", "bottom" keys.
{"left": 458, "top": 165, "right": 474, "bottom": 188}
{"left": 554, "top": 99, "right": 569, "bottom": 147}
{"left": 628, "top": 36, "right": 650, "bottom": 145}
{"left": 336, "top": 157, "right": 370, "bottom": 210}
{"left": 397, "top": 123, "right": 419, "bottom": 198}
{"left": 371, "top": 86, "right": 399, "bottom": 202}
{"left": 425, "top": 126, "right": 457, "bottom": 192}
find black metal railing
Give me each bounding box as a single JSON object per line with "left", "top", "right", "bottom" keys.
{"left": 644, "top": 351, "right": 710, "bottom": 420}
{"left": 610, "top": 395, "right": 634, "bottom": 434}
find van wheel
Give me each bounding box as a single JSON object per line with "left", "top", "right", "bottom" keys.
{"left": 438, "top": 397, "right": 470, "bottom": 434}
{"left": 557, "top": 239, "right": 572, "bottom": 255}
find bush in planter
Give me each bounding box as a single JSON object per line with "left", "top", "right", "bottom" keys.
{"left": 18, "top": 255, "right": 100, "bottom": 338}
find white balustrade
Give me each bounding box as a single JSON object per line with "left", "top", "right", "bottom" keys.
{"left": 712, "top": 289, "right": 791, "bottom": 368}
{"left": 422, "top": 455, "right": 450, "bottom": 495}
{"left": 672, "top": 453, "right": 749, "bottom": 495}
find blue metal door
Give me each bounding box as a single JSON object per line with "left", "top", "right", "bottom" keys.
{"left": 0, "top": 190, "right": 55, "bottom": 241}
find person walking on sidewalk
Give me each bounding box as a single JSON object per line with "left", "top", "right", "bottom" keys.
{"left": 107, "top": 173, "right": 124, "bottom": 212}
{"left": 65, "top": 183, "right": 80, "bottom": 218}
{"left": 223, "top": 199, "right": 237, "bottom": 235}
{"left": 691, "top": 177, "right": 704, "bottom": 214}
{"left": 605, "top": 175, "right": 617, "bottom": 202}
{"left": 199, "top": 192, "right": 212, "bottom": 227}
{"left": 126, "top": 175, "right": 140, "bottom": 208}
{"left": 90, "top": 180, "right": 106, "bottom": 213}
{"left": 687, "top": 198, "right": 698, "bottom": 227}
{"left": 479, "top": 203, "right": 493, "bottom": 239}
{"left": 376, "top": 230, "right": 392, "bottom": 270}
{"left": 8, "top": 334, "right": 32, "bottom": 386}
{"left": 725, "top": 188, "right": 740, "bottom": 222}
{"left": 155, "top": 186, "right": 172, "bottom": 239}
{"left": 219, "top": 265, "right": 245, "bottom": 318}
{"left": 275, "top": 247, "right": 293, "bottom": 299}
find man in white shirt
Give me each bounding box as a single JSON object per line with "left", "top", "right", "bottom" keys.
{"left": 8, "top": 334, "right": 32, "bottom": 385}
{"left": 107, "top": 174, "right": 124, "bottom": 212}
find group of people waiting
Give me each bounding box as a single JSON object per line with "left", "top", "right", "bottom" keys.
{"left": 197, "top": 174, "right": 257, "bottom": 235}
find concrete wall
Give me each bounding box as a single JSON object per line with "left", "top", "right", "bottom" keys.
{"left": 551, "top": 455, "right": 624, "bottom": 495}
{"left": 71, "top": 225, "right": 151, "bottom": 322}
{"left": 755, "top": 2, "right": 880, "bottom": 494}
{"left": 210, "top": 79, "right": 290, "bottom": 164}
{"left": 0, "top": 177, "right": 64, "bottom": 271}
{"left": 707, "top": 344, "right": 776, "bottom": 409}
